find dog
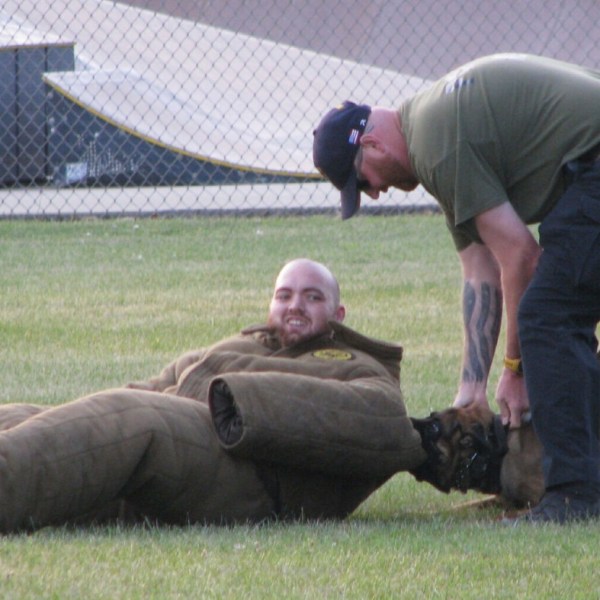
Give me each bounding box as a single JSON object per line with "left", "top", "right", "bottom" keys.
{"left": 410, "top": 403, "right": 544, "bottom": 508}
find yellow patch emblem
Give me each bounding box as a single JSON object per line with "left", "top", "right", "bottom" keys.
{"left": 312, "top": 349, "right": 354, "bottom": 361}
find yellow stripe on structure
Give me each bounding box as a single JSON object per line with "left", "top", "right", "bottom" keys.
{"left": 43, "top": 74, "right": 322, "bottom": 180}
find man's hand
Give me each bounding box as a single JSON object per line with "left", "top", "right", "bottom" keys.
{"left": 453, "top": 384, "right": 490, "bottom": 412}
{"left": 495, "top": 369, "right": 529, "bottom": 428}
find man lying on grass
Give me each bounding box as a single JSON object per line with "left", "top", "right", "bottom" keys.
{"left": 0, "top": 258, "right": 428, "bottom": 533}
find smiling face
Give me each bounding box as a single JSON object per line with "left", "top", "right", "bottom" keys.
{"left": 267, "top": 259, "right": 345, "bottom": 347}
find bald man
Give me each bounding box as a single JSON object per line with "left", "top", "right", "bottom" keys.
{"left": 0, "top": 259, "right": 425, "bottom": 533}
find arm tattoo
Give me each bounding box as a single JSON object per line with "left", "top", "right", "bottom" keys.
{"left": 461, "top": 281, "right": 502, "bottom": 383}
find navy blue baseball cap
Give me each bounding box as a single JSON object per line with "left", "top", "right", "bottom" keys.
{"left": 313, "top": 101, "right": 371, "bottom": 219}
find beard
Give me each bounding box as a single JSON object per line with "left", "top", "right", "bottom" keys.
{"left": 380, "top": 155, "right": 418, "bottom": 191}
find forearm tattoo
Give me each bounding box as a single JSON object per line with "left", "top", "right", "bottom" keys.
{"left": 462, "top": 281, "right": 502, "bottom": 383}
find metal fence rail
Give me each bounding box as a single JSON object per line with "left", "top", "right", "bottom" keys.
{"left": 1, "top": 0, "right": 599, "bottom": 218}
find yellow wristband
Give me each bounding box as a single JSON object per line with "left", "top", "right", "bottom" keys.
{"left": 503, "top": 356, "right": 523, "bottom": 375}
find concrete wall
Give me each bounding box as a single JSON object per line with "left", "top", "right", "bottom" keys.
{"left": 117, "top": 0, "right": 600, "bottom": 78}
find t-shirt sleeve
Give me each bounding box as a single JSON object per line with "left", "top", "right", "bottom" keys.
{"left": 453, "top": 141, "right": 510, "bottom": 223}
{"left": 427, "top": 142, "right": 510, "bottom": 250}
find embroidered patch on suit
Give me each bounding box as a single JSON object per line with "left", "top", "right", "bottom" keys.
{"left": 312, "top": 349, "right": 354, "bottom": 361}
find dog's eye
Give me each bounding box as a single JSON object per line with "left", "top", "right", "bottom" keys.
{"left": 459, "top": 436, "right": 474, "bottom": 449}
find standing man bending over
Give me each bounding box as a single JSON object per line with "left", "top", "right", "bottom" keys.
{"left": 313, "top": 54, "right": 600, "bottom": 523}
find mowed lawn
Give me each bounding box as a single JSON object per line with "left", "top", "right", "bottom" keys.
{"left": 0, "top": 215, "right": 599, "bottom": 599}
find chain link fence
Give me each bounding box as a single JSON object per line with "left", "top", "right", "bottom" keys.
{"left": 2, "top": 0, "right": 599, "bottom": 219}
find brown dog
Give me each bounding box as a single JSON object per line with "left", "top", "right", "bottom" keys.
{"left": 410, "top": 403, "right": 544, "bottom": 508}
{"left": 410, "top": 353, "right": 600, "bottom": 507}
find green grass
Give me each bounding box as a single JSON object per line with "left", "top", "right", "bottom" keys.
{"left": 1, "top": 215, "right": 599, "bottom": 599}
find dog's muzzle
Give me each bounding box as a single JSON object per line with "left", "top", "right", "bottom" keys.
{"left": 409, "top": 413, "right": 509, "bottom": 495}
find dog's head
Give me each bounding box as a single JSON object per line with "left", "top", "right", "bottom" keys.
{"left": 409, "top": 404, "right": 508, "bottom": 496}
{"left": 410, "top": 404, "right": 545, "bottom": 508}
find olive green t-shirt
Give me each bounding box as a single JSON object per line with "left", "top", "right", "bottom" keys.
{"left": 400, "top": 53, "right": 600, "bottom": 250}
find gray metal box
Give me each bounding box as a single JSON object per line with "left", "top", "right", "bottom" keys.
{"left": 0, "top": 36, "right": 74, "bottom": 186}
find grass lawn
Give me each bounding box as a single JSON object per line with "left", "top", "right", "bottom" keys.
{"left": 0, "top": 215, "right": 599, "bottom": 599}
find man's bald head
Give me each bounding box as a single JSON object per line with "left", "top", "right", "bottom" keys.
{"left": 268, "top": 259, "right": 345, "bottom": 347}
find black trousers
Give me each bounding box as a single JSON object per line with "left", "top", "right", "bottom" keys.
{"left": 518, "top": 160, "right": 600, "bottom": 490}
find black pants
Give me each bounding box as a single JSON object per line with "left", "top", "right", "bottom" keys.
{"left": 518, "top": 160, "right": 600, "bottom": 490}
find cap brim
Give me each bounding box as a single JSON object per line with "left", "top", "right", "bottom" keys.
{"left": 340, "top": 170, "right": 361, "bottom": 220}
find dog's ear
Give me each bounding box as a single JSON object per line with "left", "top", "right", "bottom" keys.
{"left": 500, "top": 421, "right": 544, "bottom": 508}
